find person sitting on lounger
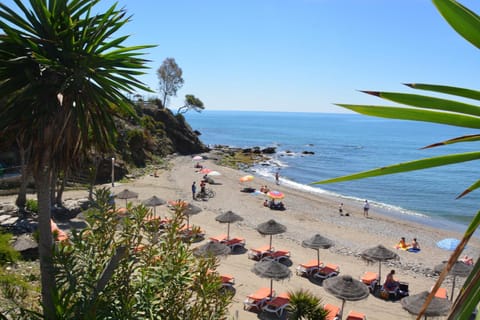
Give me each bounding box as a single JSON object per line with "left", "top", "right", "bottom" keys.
{"left": 383, "top": 270, "right": 399, "bottom": 292}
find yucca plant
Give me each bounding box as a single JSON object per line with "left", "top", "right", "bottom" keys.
{"left": 286, "top": 289, "right": 328, "bottom": 320}
{"left": 313, "top": 1, "right": 480, "bottom": 319}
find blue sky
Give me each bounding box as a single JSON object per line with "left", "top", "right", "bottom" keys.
{"left": 4, "top": 0, "right": 480, "bottom": 113}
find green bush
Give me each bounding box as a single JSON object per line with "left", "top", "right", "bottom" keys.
{"left": 0, "top": 233, "right": 19, "bottom": 266}
{"left": 25, "top": 199, "right": 38, "bottom": 213}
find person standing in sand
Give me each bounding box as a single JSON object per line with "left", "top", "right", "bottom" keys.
{"left": 275, "top": 171, "right": 280, "bottom": 185}
{"left": 339, "top": 203, "right": 344, "bottom": 215}
{"left": 191, "top": 181, "right": 196, "bottom": 200}
{"left": 363, "top": 200, "right": 370, "bottom": 217}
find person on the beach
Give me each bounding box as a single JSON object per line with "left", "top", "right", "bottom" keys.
{"left": 383, "top": 270, "right": 400, "bottom": 292}
{"left": 263, "top": 199, "right": 269, "bottom": 207}
{"left": 339, "top": 203, "right": 344, "bottom": 215}
{"left": 200, "top": 180, "right": 206, "bottom": 194}
{"left": 410, "top": 238, "right": 420, "bottom": 249}
{"left": 461, "top": 255, "right": 474, "bottom": 265}
{"left": 395, "top": 237, "right": 408, "bottom": 250}
{"left": 363, "top": 200, "right": 370, "bottom": 217}
{"left": 275, "top": 171, "right": 280, "bottom": 185}
{"left": 191, "top": 182, "right": 196, "bottom": 200}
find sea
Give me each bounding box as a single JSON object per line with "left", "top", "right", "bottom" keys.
{"left": 184, "top": 110, "right": 480, "bottom": 237}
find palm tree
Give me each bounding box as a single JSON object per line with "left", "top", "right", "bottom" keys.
{"left": 286, "top": 289, "right": 328, "bottom": 320}
{"left": 0, "top": 0, "right": 154, "bottom": 318}
{"left": 314, "top": 1, "right": 479, "bottom": 319}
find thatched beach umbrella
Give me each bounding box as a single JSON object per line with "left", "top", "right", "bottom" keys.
{"left": 434, "top": 261, "right": 473, "bottom": 300}
{"left": 215, "top": 210, "right": 243, "bottom": 240}
{"left": 183, "top": 203, "right": 202, "bottom": 229}
{"left": 116, "top": 189, "right": 139, "bottom": 207}
{"left": 251, "top": 258, "right": 292, "bottom": 299}
{"left": 323, "top": 275, "right": 369, "bottom": 320}
{"left": 194, "top": 241, "right": 231, "bottom": 258}
{"left": 256, "top": 219, "right": 287, "bottom": 250}
{"left": 360, "top": 245, "right": 399, "bottom": 284}
{"left": 302, "top": 234, "right": 334, "bottom": 271}
{"left": 142, "top": 196, "right": 166, "bottom": 215}
{"left": 401, "top": 291, "right": 452, "bottom": 319}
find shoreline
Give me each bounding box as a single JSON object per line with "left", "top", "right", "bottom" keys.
{"left": 249, "top": 157, "right": 476, "bottom": 239}
{"left": 1, "top": 153, "right": 478, "bottom": 319}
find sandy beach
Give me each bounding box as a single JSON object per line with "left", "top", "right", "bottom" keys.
{"left": 4, "top": 153, "right": 479, "bottom": 319}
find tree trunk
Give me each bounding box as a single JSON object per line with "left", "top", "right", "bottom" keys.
{"left": 35, "top": 163, "right": 57, "bottom": 320}
{"left": 15, "top": 137, "right": 31, "bottom": 211}
{"left": 15, "top": 146, "right": 28, "bottom": 211}
{"left": 55, "top": 172, "right": 66, "bottom": 206}
{"left": 88, "top": 158, "right": 100, "bottom": 201}
{"left": 50, "top": 166, "right": 57, "bottom": 207}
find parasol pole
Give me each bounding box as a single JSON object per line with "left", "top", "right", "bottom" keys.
{"left": 451, "top": 275, "right": 456, "bottom": 301}
{"left": 227, "top": 222, "right": 231, "bottom": 240}
{"left": 340, "top": 299, "right": 346, "bottom": 320}
{"left": 270, "top": 279, "right": 274, "bottom": 301}
{"left": 378, "top": 261, "right": 382, "bottom": 286}
{"left": 269, "top": 235, "right": 273, "bottom": 251}
{"left": 317, "top": 249, "right": 321, "bottom": 270}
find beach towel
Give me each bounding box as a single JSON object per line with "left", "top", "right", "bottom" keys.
{"left": 407, "top": 247, "right": 420, "bottom": 253}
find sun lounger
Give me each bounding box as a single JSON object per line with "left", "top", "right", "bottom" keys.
{"left": 220, "top": 274, "right": 235, "bottom": 288}
{"left": 224, "top": 237, "right": 246, "bottom": 251}
{"left": 264, "top": 249, "right": 291, "bottom": 263}
{"left": 346, "top": 310, "right": 366, "bottom": 320}
{"left": 262, "top": 292, "right": 290, "bottom": 317}
{"left": 243, "top": 287, "right": 275, "bottom": 311}
{"left": 324, "top": 303, "right": 341, "bottom": 320}
{"left": 296, "top": 259, "right": 324, "bottom": 277}
{"left": 209, "top": 234, "right": 228, "bottom": 242}
{"left": 360, "top": 271, "right": 379, "bottom": 292}
{"left": 247, "top": 245, "right": 273, "bottom": 260}
{"left": 313, "top": 263, "right": 340, "bottom": 280}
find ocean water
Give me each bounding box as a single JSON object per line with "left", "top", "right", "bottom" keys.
{"left": 185, "top": 110, "right": 479, "bottom": 235}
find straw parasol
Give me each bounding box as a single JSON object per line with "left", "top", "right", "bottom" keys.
{"left": 251, "top": 258, "right": 292, "bottom": 299}
{"left": 116, "top": 189, "right": 139, "bottom": 207}
{"left": 142, "top": 195, "right": 166, "bottom": 215}
{"left": 323, "top": 275, "right": 369, "bottom": 320}
{"left": 182, "top": 203, "right": 202, "bottom": 228}
{"left": 401, "top": 291, "right": 452, "bottom": 319}
{"left": 360, "top": 245, "right": 399, "bottom": 284}
{"left": 434, "top": 261, "right": 473, "bottom": 300}
{"left": 215, "top": 210, "right": 243, "bottom": 240}
{"left": 256, "top": 219, "right": 287, "bottom": 250}
{"left": 302, "top": 234, "right": 334, "bottom": 271}
{"left": 193, "top": 241, "right": 231, "bottom": 258}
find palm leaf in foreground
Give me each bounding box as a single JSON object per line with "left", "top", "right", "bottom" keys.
{"left": 317, "top": 0, "right": 480, "bottom": 319}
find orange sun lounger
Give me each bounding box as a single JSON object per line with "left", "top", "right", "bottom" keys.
{"left": 296, "top": 259, "right": 324, "bottom": 277}
{"left": 313, "top": 263, "right": 340, "bottom": 280}
{"left": 346, "top": 310, "right": 366, "bottom": 320}
{"left": 243, "top": 287, "right": 275, "bottom": 311}
{"left": 324, "top": 303, "right": 341, "bottom": 320}
{"left": 262, "top": 292, "right": 290, "bottom": 317}
{"left": 247, "top": 245, "right": 274, "bottom": 260}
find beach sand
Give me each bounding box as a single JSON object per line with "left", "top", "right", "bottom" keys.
{"left": 4, "top": 154, "right": 479, "bottom": 319}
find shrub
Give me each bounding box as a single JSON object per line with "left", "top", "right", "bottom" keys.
{"left": 0, "top": 233, "right": 19, "bottom": 266}
{"left": 25, "top": 199, "right": 38, "bottom": 213}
